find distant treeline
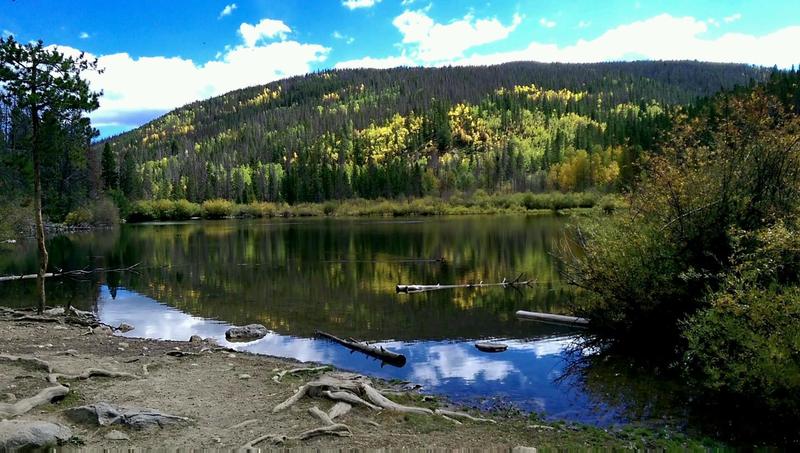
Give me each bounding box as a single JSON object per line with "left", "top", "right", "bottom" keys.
{"left": 0, "top": 60, "right": 773, "bottom": 221}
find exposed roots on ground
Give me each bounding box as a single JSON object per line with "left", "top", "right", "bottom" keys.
{"left": 0, "top": 353, "right": 54, "bottom": 373}
{"left": 272, "top": 365, "right": 331, "bottom": 383}
{"left": 47, "top": 368, "right": 141, "bottom": 384}
{"left": 0, "top": 353, "right": 141, "bottom": 418}
{"left": 0, "top": 384, "right": 69, "bottom": 418}
{"left": 435, "top": 409, "right": 497, "bottom": 423}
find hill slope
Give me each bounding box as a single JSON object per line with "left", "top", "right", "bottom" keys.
{"left": 103, "top": 61, "right": 770, "bottom": 203}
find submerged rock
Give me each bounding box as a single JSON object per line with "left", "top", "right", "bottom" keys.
{"left": 225, "top": 324, "right": 268, "bottom": 341}
{"left": 0, "top": 420, "right": 72, "bottom": 449}
{"left": 66, "top": 402, "right": 189, "bottom": 430}
{"left": 117, "top": 323, "right": 135, "bottom": 333}
{"left": 188, "top": 335, "right": 203, "bottom": 343}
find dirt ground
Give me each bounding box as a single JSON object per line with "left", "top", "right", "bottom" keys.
{"left": 0, "top": 318, "right": 706, "bottom": 450}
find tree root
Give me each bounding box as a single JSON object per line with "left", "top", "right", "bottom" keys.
{"left": 434, "top": 409, "right": 496, "bottom": 423}
{"left": 272, "top": 366, "right": 331, "bottom": 383}
{"left": 227, "top": 418, "right": 259, "bottom": 430}
{"left": 361, "top": 383, "right": 433, "bottom": 415}
{"left": 295, "top": 423, "right": 351, "bottom": 440}
{"left": 273, "top": 385, "right": 309, "bottom": 413}
{"left": 0, "top": 354, "right": 53, "bottom": 373}
{"left": 47, "top": 368, "right": 141, "bottom": 384}
{"left": 321, "top": 390, "right": 380, "bottom": 410}
{"left": 327, "top": 402, "right": 351, "bottom": 420}
{"left": 0, "top": 384, "right": 69, "bottom": 418}
{"left": 308, "top": 406, "right": 336, "bottom": 426}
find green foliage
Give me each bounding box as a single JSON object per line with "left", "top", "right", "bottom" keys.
{"left": 64, "top": 197, "right": 120, "bottom": 226}
{"left": 96, "top": 62, "right": 769, "bottom": 205}
{"left": 683, "top": 221, "right": 800, "bottom": 417}
{"left": 562, "top": 78, "right": 800, "bottom": 346}
{"left": 201, "top": 199, "right": 234, "bottom": 219}
{"left": 173, "top": 199, "right": 202, "bottom": 219}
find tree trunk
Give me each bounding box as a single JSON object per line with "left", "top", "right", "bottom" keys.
{"left": 31, "top": 105, "right": 48, "bottom": 314}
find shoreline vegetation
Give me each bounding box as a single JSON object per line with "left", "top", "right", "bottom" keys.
{"left": 119, "top": 191, "right": 619, "bottom": 223}
{"left": 0, "top": 315, "right": 720, "bottom": 450}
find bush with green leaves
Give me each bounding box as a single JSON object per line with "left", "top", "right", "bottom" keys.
{"left": 683, "top": 220, "right": 800, "bottom": 418}
{"left": 202, "top": 199, "right": 234, "bottom": 219}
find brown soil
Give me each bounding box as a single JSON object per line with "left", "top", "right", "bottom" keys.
{"left": 0, "top": 318, "right": 694, "bottom": 450}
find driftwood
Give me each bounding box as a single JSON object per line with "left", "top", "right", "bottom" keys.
{"left": 272, "top": 366, "right": 331, "bottom": 383}
{"left": 0, "top": 385, "right": 69, "bottom": 418}
{"left": 396, "top": 273, "right": 534, "bottom": 294}
{"left": 0, "top": 263, "right": 139, "bottom": 282}
{"left": 316, "top": 331, "right": 406, "bottom": 367}
{"left": 327, "top": 402, "right": 352, "bottom": 420}
{"left": 47, "top": 368, "right": 140, "bottom": 384}
{"left": 515, "top": 310, "right": 589, "bottom": 326}
{"left": 435, "top": 408, "right": 496, "bottom": 423}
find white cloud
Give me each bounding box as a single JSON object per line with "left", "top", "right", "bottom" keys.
{"left": 577, "top": 20, "right": 591, "bottom": 29}
{"left": 332, "top": 31, "right": 355, "bottom": 44}
{"left": 392, "top": 9, "right": 522, "bottom": 62}
{"left": 218, "top": 3, "right": 237, "bottom": 19}
{"left": 445, "top": 14, "right": 800, "bottom": 69}
{"left": 335, "top": 54, "right": 415, "bottom": 69}
{"left": 401, "top": 0, "right": 415, "bottom": 5}
{"left": 539, "top": 17, "right": 556, "bottom": 28}
{"left": 239, "top": 18, "right": 291, "bottom": 47}
{"left": 2, "top": 30, "right": 13, "bottom": 38}
{"left": 342, "top": 0, "right": 381, "bottom": 10}
{"left": 79, "top": 32, "right": 90, "bottom": 39}
{"left": 51, "top": 18, "right": 328, "bottom": 130}
{"left": 707, "top": 18, "right": 719, "bottom": 28}
{"left": 724, "top": 13, "right": 742, "bottom": 23}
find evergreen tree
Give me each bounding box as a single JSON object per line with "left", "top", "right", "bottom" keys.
{"left": 101, "top": 142, "right": 118, "bottom": 190}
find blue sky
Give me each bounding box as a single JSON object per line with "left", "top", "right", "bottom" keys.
{"left": 2, "top": 0, "right": 799, "bottom": 137}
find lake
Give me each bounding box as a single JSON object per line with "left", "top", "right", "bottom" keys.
{"left": 0, "top": 216, "right": 671, "bottom": 426}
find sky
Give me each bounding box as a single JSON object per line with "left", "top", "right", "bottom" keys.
{"left": 2, "top": 0, "right": 799, "bottom": 137}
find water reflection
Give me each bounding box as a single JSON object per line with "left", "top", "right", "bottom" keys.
{"left": 0, "top": 216, "right": 627, "bottom": 425}
{"left": 97, "top": 285, "right": 622, "bottom": 423}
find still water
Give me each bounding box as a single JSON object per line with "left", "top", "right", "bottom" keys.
{"left": 0, "top": 216, "right": 643, "bottom": 425}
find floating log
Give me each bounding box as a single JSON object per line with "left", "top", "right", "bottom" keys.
{"left": 396, "top": 273, "right": 534, "bottom": 294}
{"left": 474, "top": 342, "right": 508, "bottom": 353}
{"left": 316, "top": 331, "right": 406, "bottom": 368}
{"left": 0, "top": 263, "right": 140, "bottom": 283}
{"left": 515, "top": 310, "right": 589, "bottom": 327}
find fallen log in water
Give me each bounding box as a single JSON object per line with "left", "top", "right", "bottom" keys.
{"left": 316, "top": 331, "right": 406, "bottom": 367}
{"left": 515, "top": 310, "right": 589, "bottom": 327}
{"left": 0, "top": 263, "right": 140, "bottom": 282}
{"left": 396, "top": 273, "right": 534, "bottom": 294}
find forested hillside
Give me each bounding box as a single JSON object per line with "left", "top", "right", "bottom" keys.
{"left": 95, "top": 61, "right": 768, "bottom": 205}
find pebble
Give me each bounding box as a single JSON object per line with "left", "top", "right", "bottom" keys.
{"left": 118, "top": 342, "right": 129, "bottom": 348}
{"left": 238, "top": 374, "right": 251, "bottom": 380}
{"left": 189, "top": 335, "right": 203, "bottom": 343}
{"left": 228, "top": 353, "right": 236, "bottom": 359}
{"left": 104, "top": 430, "right": 130, "bottom": 441}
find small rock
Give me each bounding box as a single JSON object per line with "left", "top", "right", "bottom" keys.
{"left": 512, "top": 447, "right": 537, "bottom": 453}
{"left": 44, "top": 307, "right": 65, "bottom": 316}
{"left": 188, "top": 335, "right": 203, "bottom": 343}
{"left": 238, "top": 374, "right": 251, "bottom": 380}
{"left": 93, "top": 325, "right": 113, "bottom": 336}
{"left": 118, "top": 342, "right": 129, "bottom": 348}
{"left": 228, "top": 354, "right": 236, "bottom": 359}
{"left": 3, "top": 393, "right": 15, "bottom": 402}
{"left": 0, "top": 420, "right": 72, "bottom": 449}
{"left": 117, "top": 323, "right": 135, "bottom": 333}
{"left": 225, "top": 324, "right": 268, "bottom": 341}
{"left": 53, "top": 325, "right": 68, "bottom": 330}
{"left": 105, "top": 430, "right": 130, "bottom": 441}
{"left": 527, "top": 424, "right": 555, "bottom": 431}
{"left": 66, "top": 402, "right": 189, "bottom": 431}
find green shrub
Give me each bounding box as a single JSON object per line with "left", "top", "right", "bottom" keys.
{"left": 127, "top": 200, "right": 156, "bottom": 222}
{"left": 64, "top": 207, "right": 92, "bottom": 225}
{"left": 202, "top": 199, "right": 234, "bottom": 219}
{"left": 173, "top": 199, "right": 202, "bottom": 219}
{"left": 683, "top": 285, "right": 800, "bottom": 417}
{"left": 152, "top": 199, "right": 176, "bottom": 220}
{"left": 89, "top": 197, "right": 120, "bottom": 225}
